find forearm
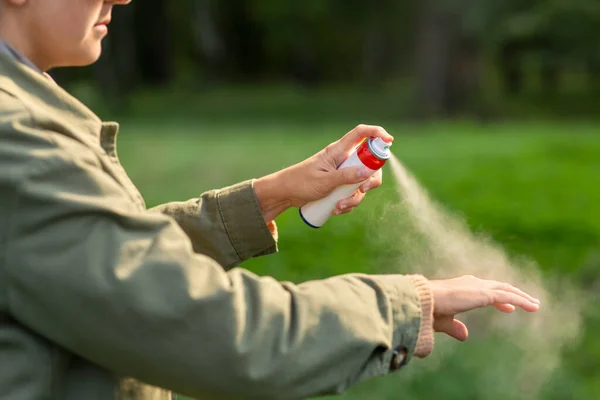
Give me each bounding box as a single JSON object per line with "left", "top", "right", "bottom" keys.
{"left": 149, "top": 180, "right": 278, "bottom": 269}
{"left": 12, "top": 261, "right": 428, "bottom": 400}
{"left": 10, "top": 210, "right": 430, "bottom": 398}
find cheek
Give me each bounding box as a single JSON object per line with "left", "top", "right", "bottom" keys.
{"left": 39, "top": 6, "right": 97, "bottom": 45}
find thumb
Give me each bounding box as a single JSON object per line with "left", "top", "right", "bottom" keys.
{"left": 329, "top": 125, "right": 394, "bottom": 164}
{"left": 331, "top": 166, "right": 372, "bottom": 187}
{"left": 434, "top": 317, "right": 469, "bottom": 341}
{"left": 449, "top": 319, "right": 469, "bottom": 341}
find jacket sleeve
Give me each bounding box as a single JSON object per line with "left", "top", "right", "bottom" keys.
{"left": 148, "top": 181, "right": 278, "bottom": 270}
{"left": 5, "top": 142, "right": 432, "bottom": 400}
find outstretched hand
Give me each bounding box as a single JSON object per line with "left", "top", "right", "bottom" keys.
{"left": 429, "top": 275, "right": 541, "bottom": 341}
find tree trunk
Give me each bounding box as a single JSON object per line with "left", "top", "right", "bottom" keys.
{"left": 588, "top": 58, "right": 600, "bottom": 93}
{"left": 221, "top": 0, "right": 266, "bottom": 80}
{"left": 92, "top": 4, "right": 138, "bottom": 110}
{"left": 133, "top": 0, "right": 173, "bottom": 86}
{"left": 191, "top": 0, "right": 226, "bottom": 83}
{"left": 362, "top": 23, "right": 393, "bottom": 87}
{"left": 446, "top": 37, "right": 483, "bottom": 116}
{"left": 289, "top": 34, "right": 321, "bottom": 87}
{"left": 541, "top": 60, "right": 559, "bottom": 96}
{"left": 499, "top": 40, "right": 524, "bottom": 96}
{"left": 414, "top": 0, "right": 455, "bottom": 118}
{"left": 414, "top": 0, "right": 484, "bottom": 119}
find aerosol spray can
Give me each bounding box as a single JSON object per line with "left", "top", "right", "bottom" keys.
{"left": 299, "top": 137, "right": 392, "bottom": 228}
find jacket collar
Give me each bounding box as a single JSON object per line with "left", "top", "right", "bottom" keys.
{"left": 0, "top": 38, "right": 41, "bottom": 74}
{"left": 0, "top": 50, "right": 108, "bottom": 147}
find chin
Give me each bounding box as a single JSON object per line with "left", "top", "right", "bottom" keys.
{"left": 65, "top": 45, "right": 104, "bottom": 68}
{"left": 76, "top": 43, "right": 102, "bottom": 67}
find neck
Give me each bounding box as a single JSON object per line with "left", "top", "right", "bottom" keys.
{"left": 0, "top": 17, "right": 50, "bottom": 71}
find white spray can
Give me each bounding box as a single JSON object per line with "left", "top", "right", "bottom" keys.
{"left": 299, "top": 137, "right": 392, "bottom": 228}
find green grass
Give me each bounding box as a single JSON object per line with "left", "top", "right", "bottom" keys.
{"left": 115, "top": 119, "right": 600, "bottom": 399}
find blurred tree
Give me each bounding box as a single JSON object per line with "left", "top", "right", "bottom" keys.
{"left": 92, "top": 4, "right": 138, "bottom": 110}
{"left": 495, "top": 0, "right": 600, "bottom": 96}
{"left": 357, "top": 1, "right": 417, "bottom": 87}
{"left": 133, "top": 0, "right": 173, "bottom": 85}
{"left": 414, "top": 0, "right": 487, "bottom": 118}
{"left": 250, "top": 2, "right": 331, "bottom": 85}
{"left": 414, "top": 0, "right": 453, "bottom": 117}
{"left": 190, "top": 0, "right": 226, "bottom": 83}
{"left": 52, "top": 0, "right": 600, "bottom": 118}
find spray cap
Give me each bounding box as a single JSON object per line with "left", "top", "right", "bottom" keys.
{"left": 368, "top": 137, "right": 392, "bottom": 160}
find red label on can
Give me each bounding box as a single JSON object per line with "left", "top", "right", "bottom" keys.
{"left": 357, "top": 140, "right": 387, "bottom": 170}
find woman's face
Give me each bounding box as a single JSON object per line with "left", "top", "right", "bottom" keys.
{"left": 8, "top": 0, "right": 130, "bottom": 69}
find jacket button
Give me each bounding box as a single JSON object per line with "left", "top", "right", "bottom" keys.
{"left": 390, "top": 347, "right": 408, "bottom": 370}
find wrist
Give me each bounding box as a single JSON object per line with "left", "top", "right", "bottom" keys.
{"left": 253, "top": 172, "right": 293, "bottom": 223}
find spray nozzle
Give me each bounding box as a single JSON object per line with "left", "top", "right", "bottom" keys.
{"left": 368, "top": 137, "right": 392, "bottom": 160}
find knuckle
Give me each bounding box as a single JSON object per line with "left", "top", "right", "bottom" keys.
{"left": 500, "top": 282, "right": 513, "bottom": 291}
{"left": 482, "top": 289, "right": 495, "bottom": 305}
{"left": 324, "top": 142, "right": 337, "bottom": 154}
{"left": 322, "top": 145, "right": 335, "bottom": 161}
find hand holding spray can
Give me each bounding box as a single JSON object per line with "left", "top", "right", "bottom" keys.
{"left": 299, "top": 137, "right": 392, "bottom": 228}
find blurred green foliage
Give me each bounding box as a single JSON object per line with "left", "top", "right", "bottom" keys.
{"left": 59, "top": 0, "right": 600, "bottom": 119}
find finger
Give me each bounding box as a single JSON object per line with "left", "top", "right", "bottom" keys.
{"left": 434, "top": 317, "right": 469, "bottom": 341}
{"left": 337, "top": 190, "right": 365, "bottom": 211}
{"left": 333, "top": 207, "right": 354, "bottom": 216}
{"left": 433, "top": 316, "right": 454, "bottom": 336}
{"left": 494, "top": 303, "right": 516, "bottom": 313}
{"left": 489, "top": 290, "right": 540, "bottom": 312}
{"left": 451, "top": 319, "right": 469, "bottom": 341}
{"left": 332, "top": 165, "right": 373, "bottom": 187}
{"left": 330, "top": 125, "right": 394, "bottom": 163}
{"left": 490, "top": 282, "right": 540, "bottom": 305}
{"left": 359, "top": 169, "right": 382, "bottom": 193}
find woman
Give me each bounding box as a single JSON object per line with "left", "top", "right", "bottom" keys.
{"left": 0, "top": 1, "right": 540, "bottom": 399}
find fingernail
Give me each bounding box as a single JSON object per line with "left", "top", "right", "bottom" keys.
{"left": 340, "top": 204, "right": 347, "bottom": 210}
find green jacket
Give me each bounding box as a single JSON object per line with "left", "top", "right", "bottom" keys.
{"left": 0, "top": 51, "right": 433, "bottom": 400}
